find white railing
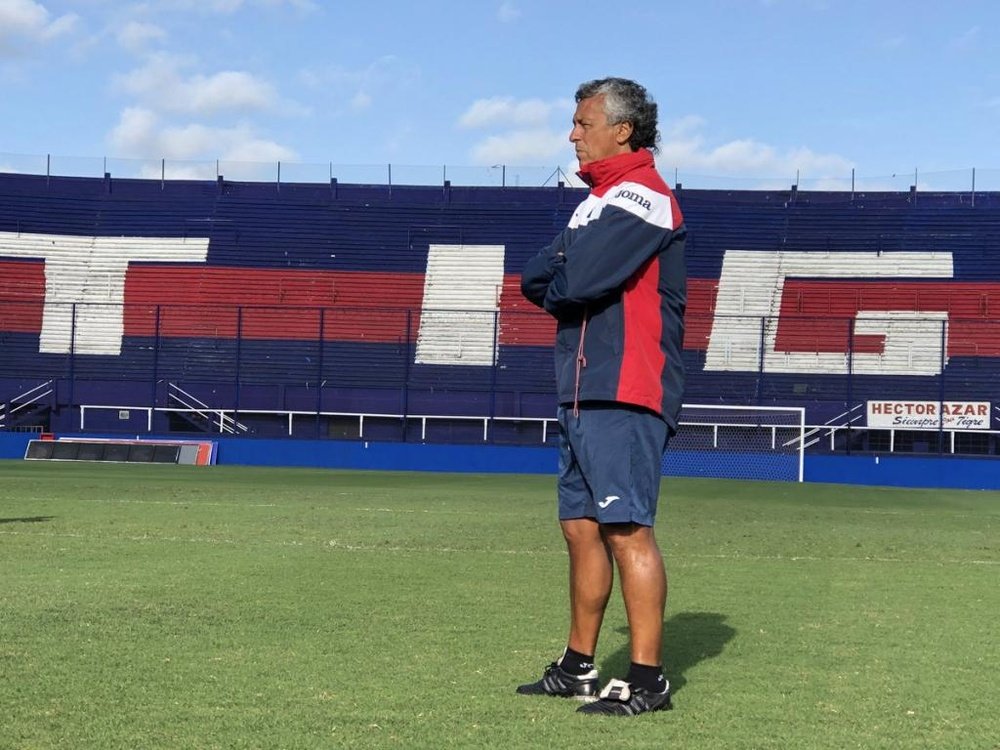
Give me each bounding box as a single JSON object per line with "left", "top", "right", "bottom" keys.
{"left": 0, "top": 380, "right": 54, "bottom": 428}
{"left": 71, "top": 404, "right": 999, "bottom": 456}
{"left": 814, "top": 424, "right": 1000, "bottom": 453}
{"left": 166, "top": 383, "right": 250, "bottom": 435}
{"left": 77, "top": 405, "right": 558, "bottom": 442}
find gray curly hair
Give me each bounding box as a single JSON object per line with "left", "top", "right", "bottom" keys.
{"left": 575, "top": 77, "right": 659, "bottom": 153}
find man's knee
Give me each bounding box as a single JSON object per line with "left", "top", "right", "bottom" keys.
{"left": 560, "top": 517, "right": 602, "bottom": 546}
{"left": 600, "top": 523, "right": 660, "bottom": 560}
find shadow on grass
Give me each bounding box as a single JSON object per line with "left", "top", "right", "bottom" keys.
{"left": 601, "top": 612, "right": 736, "bottom": 695}
{"left": 0, "top": 516, "right": 55, "bottom": 524}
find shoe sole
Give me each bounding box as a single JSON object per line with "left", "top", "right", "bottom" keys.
{"left": 577, "top": 696, "right": 673, "bottom": 715}
{"left": 516, "top": 690, "right": 599, "bottom": 701}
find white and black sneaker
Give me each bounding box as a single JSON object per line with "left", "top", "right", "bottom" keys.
{"left": 516, "top": 662, "right": 599, "bottom": 700}
{"left": 576, "top": 678, "right": 672, "bottom": 716}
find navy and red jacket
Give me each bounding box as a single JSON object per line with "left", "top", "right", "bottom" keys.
{"left": 520, "top": 148, "right": 686, "bottom": 430}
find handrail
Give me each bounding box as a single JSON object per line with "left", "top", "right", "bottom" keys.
{"left": 166, "top": 383, "right": 250, "bottom": 434}
{"left": 0, "top": 380, "right": 54, "bottom": 427}
{"left": 77, "top": 404, "right": 556, "bottom": 442}
{"left": 70, "top": 403, "right": 1000, "bottom": 455}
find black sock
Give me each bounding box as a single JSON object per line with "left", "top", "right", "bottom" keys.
{"left": 558, "top": 647, "right": 595, "bottom": 675}
{"left": 626, "top": 662, "right": 666, "bottom": 692}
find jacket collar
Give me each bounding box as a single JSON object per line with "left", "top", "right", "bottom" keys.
{"left": 576, "top": 149, "right": 654, "bottom": 189}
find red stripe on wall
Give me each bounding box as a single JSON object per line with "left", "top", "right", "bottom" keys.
{"left": 0, "top": 261, "right": 719, "bottom": 347}
{"left": 0, "top": 260, "right": 44, "bottom": 333}
{"left": 6, "top": 260, "right": 1000, "bottom": 356}
{"left": 122, "top": 267, "right": 426, "bottom": 341}
{"left": 497, "top": 273, "right": 555, "bottom": 345}
{"left": 775, "top": 280, "right": 1000, "bottom": 356}
{"left": 124, "top": 267, "right": 426, "bottom": 307}
{"left": 683, "top": 278, "right": 717, "bottom": 351}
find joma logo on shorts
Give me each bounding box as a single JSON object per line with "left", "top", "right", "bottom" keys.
{"left": 614, "top": 189, "right": 651, "bottom": 211}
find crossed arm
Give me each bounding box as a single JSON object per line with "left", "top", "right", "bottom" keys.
{"left": 521, "top": 206, "right": 669, "bottom": 316}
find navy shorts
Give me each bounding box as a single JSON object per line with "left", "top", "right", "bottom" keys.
{"left": 557, "top": 402, "right": 669, "bottom": 527}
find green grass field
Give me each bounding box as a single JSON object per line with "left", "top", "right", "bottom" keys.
{"left": 1, "top": 460, "right": 997, "bottom": 749}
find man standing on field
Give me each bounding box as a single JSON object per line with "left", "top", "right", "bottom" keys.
{"left": 518, "top": 77, "right": 686, "bottom": 716}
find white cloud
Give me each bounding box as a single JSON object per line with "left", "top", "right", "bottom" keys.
{"left": 461, "top": 100, "right": 853, "bottom": 181}
{"left": 497, "top": 2, "right": 521, "bottom": 23}
{"left": 664, "top": 115, "right": 707, "bottom": 139}
{"left": 115, "top": 53, "right": 278, "bottom": 115}
{"left": 470, "top": 128, "right": 571, "bottom": 165}
{"left": 150, "top": 0, "right": 244, "bottom": 11}
{"left": 260, "top": 0, "right": 321, "bottom": 12}
{"left": 182, "top": 70, "right": 276, "bottom": 112}
{"left": 298, "top": 55, "right": 419, "bottom": 116}
{"left": 458, "top": 96, "right": 569, "bottom": 129}
{"left": 108, "top": 105, "right": 296, "bottom": 163}
{"left": 39, "top": 11, "right": 75, "bottom": 39}
{"left": 350, "top": 90, "right": 372, "bottom": 112}
{"left": 221, "top": 133, "right": 297, "bottom": 162}
{"left": 0, "top": 0, "right": 49, "bottom": 30}
{"left": 459, "top": 95, "right": 575, "bottom": 165}
{"left": 105, "top": 29, "right": 306, "bottom": 163}
{"left": 115, "top": 21, "right": 167, "bottom": 55}
{"left": 0, "top": 0, "right": 78, "bottom": 55}
{"left": 656, "top": 117, "right": 854, "bottom": 182}
{"left": 150, "top": 0, "right": 317, "bottom": 13}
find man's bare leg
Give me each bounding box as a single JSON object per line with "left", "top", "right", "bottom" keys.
{"left": 575, "top": 520, "right": 674, "bottom": 714}
{"left": 601, "top": 523, "right": 666, "bottom": 666}
{"left": 515, "top": 517, "right": 610, "bottom": 698}
{"left": 560, "top": 517, "right": 613, "bottom": 656}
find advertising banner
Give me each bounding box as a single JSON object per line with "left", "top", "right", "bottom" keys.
{"left": 867, "top": 401, "right": 991, "bottom": 430}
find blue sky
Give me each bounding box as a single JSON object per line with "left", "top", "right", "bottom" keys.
{"left": 1, "top": 0, "right": 998, "bottom": 188}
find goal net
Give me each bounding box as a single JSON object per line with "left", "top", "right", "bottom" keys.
{"left": 662, "top": 404, "right": 806, "bottom": 482}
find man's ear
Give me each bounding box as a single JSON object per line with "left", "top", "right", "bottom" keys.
{"left": 615, "top": 121, "right": 634, "bottom": 146}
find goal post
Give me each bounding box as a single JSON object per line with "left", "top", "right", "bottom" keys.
{"left": 663, "top": 404, "right": 806, "bottom": 482}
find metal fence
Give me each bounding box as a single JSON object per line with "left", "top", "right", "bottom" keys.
{"left": 2, "top": 301, "right": 996, "bottom": 435}
{"left": 2, "top": 151, "right": 1000, "bottom": 192}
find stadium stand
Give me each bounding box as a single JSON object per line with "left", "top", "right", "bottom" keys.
{"left": 2, "top": 172, "right": 1000, "bottom": 456}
